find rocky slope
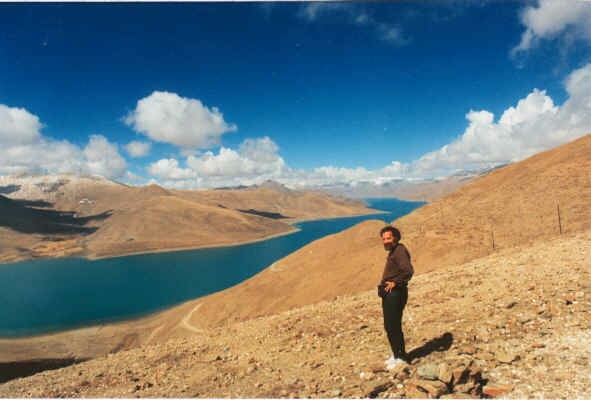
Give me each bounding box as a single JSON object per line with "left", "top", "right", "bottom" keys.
{"left": 0, "top": 175, "right": 376, "bottom": 263}
{"left": 1, "top": 229, "right": 589, "bottom": 398}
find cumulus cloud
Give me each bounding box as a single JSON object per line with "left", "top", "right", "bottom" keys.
{"left": 145, "top": 63, "right": 591, "bottom": 189}
{"left": 124, "top": 91, "right": 237, "bottom": 148}
{"left": 144, "top": 137, "right": 289, "bottom": 188}
{"left": 187, "top": 137, "right": 287, "bottom": 178}
{"left": 83, "top": 135, "right": 127, "bottom": 178}
{"left": 413, "top": 63, "right": 591, "bottom": 175}
{"left": 124, "top": 140, "right": 151, "bottom": 158}
{"left": 0, "top": 104, "right": 127, "bottom": 179}
{"left": 299, "top": 3, "right": 408, "bottom": 46}
{"left": 147, "top": 158, "right": 196, "bottom": 180}
{"left": 511, "top": 0, "right": 591, "bottom": 56}
{"left": 0, "top": 104, "right": 43, "bottom": 145}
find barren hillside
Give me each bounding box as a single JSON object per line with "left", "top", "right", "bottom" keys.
{"left": 1, "top": 230, "right": 589, "bottom": 398}
{"left": 180, "top": 133, "right": 591, "bottom": 329}
{"left": 0, "top": 176, "right": 376, "bottom": 263}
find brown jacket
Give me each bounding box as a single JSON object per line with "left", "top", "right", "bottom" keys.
{"left": 380, "top": 243, "right": 414, "bottom": 286}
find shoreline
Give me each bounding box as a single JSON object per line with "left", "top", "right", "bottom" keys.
{"left": 0, "top": 208, "right": 389, "bottom": 342}
{"left": 1, "top": 208, "right": 387, "bottom": 266}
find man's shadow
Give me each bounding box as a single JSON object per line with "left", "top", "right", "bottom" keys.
{"left": 407, "top": 332, "right": 453, "bottom": 362}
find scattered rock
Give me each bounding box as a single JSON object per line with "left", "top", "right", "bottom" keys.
{"left": 495, "top": 349, "right": 518, "bottom": 364}
{"left": 417, "top": 362, "right": 439, "bottom": 380}
{"left": 415, "top": 379, "right": 449, "bottom": 398}
{"left": 482, "top": 383, "right": 514, "bottom": 397}
{"left": 438, "top": 363, "right": 453, "bottom": 384}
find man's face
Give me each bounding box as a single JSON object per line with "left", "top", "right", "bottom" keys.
{"left": 382, "top": 231, "right": 396, "bottom": 251}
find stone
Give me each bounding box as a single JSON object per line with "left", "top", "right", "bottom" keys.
{"left": 452, "top": 366, "right": 469, "bottom": 385}
{"left": 496, "top": 349, "right": 518, "bottom": 363}
{"left": 482, "top": 383, "right": 513, "bottom": 397}
{"left": 438, "top": 363, "right": 453, "bottom": 384}
{"left": 415, "top": 379, "right": 449, "bottom": 398}
{"left": 476, "top": 351, "right": 494, "bottom": 361}
{"left": 505, "top": 301, "right": 518, "bottom": 309}
{"left": 417, "top": 362, "right": 440, "bottom": 380}
{"left": 458, "top": 344, "right": 476, "bottom": 355}
{"left": 404, "top": 380, "right": 428, "bottom": 399}
{"left": 454, "top": 381, "right": 476, "bottom": 394}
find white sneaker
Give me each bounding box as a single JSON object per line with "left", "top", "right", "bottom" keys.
{"left": 386, "top": 358, "right": 406, "bottom": 370}
{"left": 384, "top": 355, "right": 395, "bottom": 366}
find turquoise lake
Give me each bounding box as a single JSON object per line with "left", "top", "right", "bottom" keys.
{"left": 0, "top": 198, "right": 423, "bottom": 338}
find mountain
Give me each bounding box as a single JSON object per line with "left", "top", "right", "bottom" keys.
{"left": 313, "top": 167, "right": 505, "bottom": 202}
{"left": 0, "top": 175, "right": 377, "bottom": 263}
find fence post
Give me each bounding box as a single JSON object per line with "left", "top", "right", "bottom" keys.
{"left": 557, "top": 202, "right": 562, "bottom": 234}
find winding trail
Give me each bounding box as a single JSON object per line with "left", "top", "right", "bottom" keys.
{"left": 180, "top": 303, "right": 203, "bottom": 333}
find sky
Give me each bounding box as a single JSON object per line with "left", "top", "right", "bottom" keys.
{"left": 1, "top": 0, "right": 590, "bottom": 190}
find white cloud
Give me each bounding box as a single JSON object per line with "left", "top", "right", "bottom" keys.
{"left": 146, "top": 64, "right": 591, "bottom": 189}
{"left": 83, "top": 135, "right": 127, "bottom": 179}
{"left": 299, "top": 3, "right": 408, "bottom": 46}
{"left": 413, "top": 63, "right": 591, "bottom": 175}
{"left": 145, "top": 137, "right": 289, "bottom": 188}
{"left": 512, "top": 0, "right": 591, "bottom": 56}
{"left": 147, "top": 158, "right": 196, "bottom": 180}
{"left": 124, "top": 91, "right": 237, "bottom": 148}
{"left": 0, "top": 104, "right": 42, "bottom": 145}
{"left": 187, "top": 137, "right": 288, "bottom": 179}
{"left": 124, "top": 140, "right": 152, "bottom": 158}
{"left": 0, "top": 104, "right": 127, "bottom": 179}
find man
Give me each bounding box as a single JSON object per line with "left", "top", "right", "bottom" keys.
{"left": 378, "top": 225, "right": 413, "bottom": 369}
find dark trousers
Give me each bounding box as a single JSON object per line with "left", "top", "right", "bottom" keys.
{"left": 382, "top": 285, "right": 408, "bottom": 360}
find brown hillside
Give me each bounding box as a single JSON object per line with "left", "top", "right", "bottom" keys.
{"left": 183, "top": 133, "right": 591, "bottom": 329}
{"left": 1, "top": 230, "right": 589, "bottom": 398}
{"left": 0, "top": 176, "right": 376, "bottom": 263}
{"left": 396, "top": 133, "right": 591, "bottom": 272}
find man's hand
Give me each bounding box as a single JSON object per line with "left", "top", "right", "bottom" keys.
{"left": 385, "top": 281, "right": 396, "bottom": 292}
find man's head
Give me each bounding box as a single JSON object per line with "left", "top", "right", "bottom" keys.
{"left": 380, "top": 225, "right": 401, "bottom": 251}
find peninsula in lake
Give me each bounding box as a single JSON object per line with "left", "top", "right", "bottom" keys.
{"left": 0, "top": 178, "right": 379, "bottom": 264}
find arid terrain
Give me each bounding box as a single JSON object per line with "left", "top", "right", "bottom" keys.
{"left": 1, "top": 230, "right": 589, "bottom": 398}
{"left": 0, "top": 178, "right": 376, "bottom": 264}
{"left": 1, "top": 134, "right": 590, "bottom": 397}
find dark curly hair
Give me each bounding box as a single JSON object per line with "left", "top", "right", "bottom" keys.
{"left": 379, "top": 225, "right": 401, "bottom": 241}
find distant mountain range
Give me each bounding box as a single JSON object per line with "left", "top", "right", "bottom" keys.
{"left": 0, "top": 175, "right": 377, "bottom": 264}
{"left": 304, "top": 165, "right": 510, "bottom": 202}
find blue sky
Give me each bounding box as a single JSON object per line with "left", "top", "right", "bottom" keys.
{"left": 1, "top": 1, "right": 590, "bottom": 189}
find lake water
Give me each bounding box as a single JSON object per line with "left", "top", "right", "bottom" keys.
{"left": 0, "top": 198, "right": 423, "bottom": 337}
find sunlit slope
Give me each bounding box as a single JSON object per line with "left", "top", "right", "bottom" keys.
{"left": 185, "top": 133, "right": 591, "bottom": 328}
{"left": 0, "top": 176, "right": 375, "bottom": 262}
{"left": 395, "top": 132, "right": 591, "bottom": 272}
{"left": 83, "top": 194, "right": 295, "bottom": 258}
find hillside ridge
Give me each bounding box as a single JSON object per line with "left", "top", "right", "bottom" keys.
{"left": 1, "top": 229, "right": 589, "bottom": 398}
{"left": 0, "top": 176, "right": 377, "bottom": 264}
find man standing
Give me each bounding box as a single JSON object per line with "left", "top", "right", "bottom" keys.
{"left": 379, "top": 225, "right": 414, "bottom": 369}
